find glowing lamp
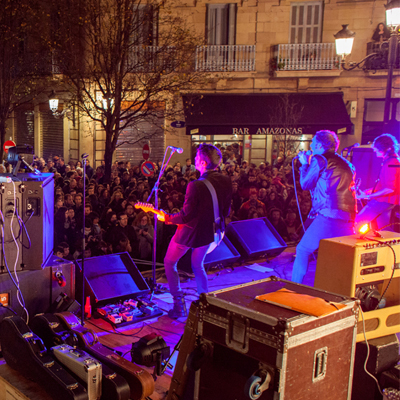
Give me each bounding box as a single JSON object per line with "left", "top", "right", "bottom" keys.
{"left": 358, "top": 223, "right": 370, "bottom": 235}
{"left": 334, "top": 25, "right": 356, "bottom": 58}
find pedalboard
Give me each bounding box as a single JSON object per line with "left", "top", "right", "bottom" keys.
{"left": 95, "top": 298, "right": 163, "bottom": 326}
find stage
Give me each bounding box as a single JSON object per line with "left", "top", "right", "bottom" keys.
{"left": 1, "top": 240, "right": 399, "bottom": 400}
{"left": 0, "top": 246, "right": 301, "bottom": 400}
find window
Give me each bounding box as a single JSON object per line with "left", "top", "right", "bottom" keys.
{"left": 132, "top": 5, "right": 158, "bottom": 46}
{"left": 362, "top": 99, "right": 400, "bottom": 144}
{"left": 290, "top": 2, "right": 323, "bottom": 44}
{"left": 206, "top": 4, "right": 236, "bottom": 45}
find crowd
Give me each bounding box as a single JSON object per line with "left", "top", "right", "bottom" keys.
{"left": 29, "top": 146, "right": 310, "bottom": 267}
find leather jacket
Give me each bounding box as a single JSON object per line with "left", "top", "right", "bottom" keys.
{"left": 300, "top": 150, "right": 356, "bottom": 220}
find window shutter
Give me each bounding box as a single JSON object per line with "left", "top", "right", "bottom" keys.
{"left": 289, "top": 2, "right": 323, "bottom": 44}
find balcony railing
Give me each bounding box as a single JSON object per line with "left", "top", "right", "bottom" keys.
{"left": 126, "top": 45, "right": 256, "bottom": 72}
{"left": 195, "top": 45, "right": 256, "bottom": 72}
{"left": 365, "top": 41, "right": 400, "bottom": 70}
{"left": 271, "top": 43, "right": 339, "bottom": 71}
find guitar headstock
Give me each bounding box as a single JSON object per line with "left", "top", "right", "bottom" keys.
{"left": 135, "top": 202, "right": 154, "bottom": 211}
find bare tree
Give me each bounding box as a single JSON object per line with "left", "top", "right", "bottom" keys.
{"left": 269, "top": 94, "right": 304, "bottom": 163}
{"left": 50, "top": 0, "right": 210, "bottom": 182}
{"left": 0, "top": 0, "right": 50, "bottom": 161}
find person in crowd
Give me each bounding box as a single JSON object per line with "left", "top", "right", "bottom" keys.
{"left": 182, "top": 158, "right": 196, "bottom": 174}
{"left": 268, "top": 207, "right": 289, "bottom": 241}
{"left": 238, "top": 187, "right": 267, "bottom": 220}
{"left": 291, "top": 130, "right": 356, "bottom": 284}
{"left": 133, "top": 212, "right": 154, "bottom": 261}
{"left": 285, "top": 209, "right": 301, "bottom": 243}
{"left": 160, "top": 144, "right": 232, "bottom": 319}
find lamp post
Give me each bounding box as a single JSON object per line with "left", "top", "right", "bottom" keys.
{"left": 48, "top": 90, "right": 71, "bottom": 119}
{"left": 383, "top": 0, "right": 400, "bottom": 128}
{"left": 334, "top": 0, "right": 400, "bottom": 135}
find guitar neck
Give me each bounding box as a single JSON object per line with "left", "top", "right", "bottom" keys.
{"left": 135, "top": 203, "right": 165, "bottom": 221}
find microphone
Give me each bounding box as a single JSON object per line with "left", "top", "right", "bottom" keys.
{"left": 294, "top": 150, "right": 312, "bottom": 159}
{"left": 81, "top": 153, "right": 89, "bottom": 159}
{"left": 169, "top": 146, "right": 183, "bottom": 154}
{"left": 343, "top": 143, "right": 360, "bottom": 152}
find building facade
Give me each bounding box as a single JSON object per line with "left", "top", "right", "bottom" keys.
{"left": 6, "top": 0, "right": 399, "bottom": 168}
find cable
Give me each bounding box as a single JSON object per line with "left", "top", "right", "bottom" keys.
{"left": 0, "top": 210, "right": 27, "bottom": 320}
{"left": 20, "top": 210, "right": 34, "bottom": 249}
{"left": 85, "top": 319, "right": 146, "bottom": 338}
{"left": 359, "top": 308, "right": 383, "bottom": 396}
{"left": 291, "top": 157, "right": 307, "bottom": 235}
{"left": 10, "top": 181, "right": 29, "bottom": 324}
{"left": 364, "top": 236, "right": 396, "bottom": 309}
{"left": 0, "top": 304, "right": 18, "bottom": 315}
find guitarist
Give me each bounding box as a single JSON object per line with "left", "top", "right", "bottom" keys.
{"left": 159, "top": 144, "right": 232, "bottom": 319}
{"left": 358, "top": 133, "right": 400, "bottom": 206}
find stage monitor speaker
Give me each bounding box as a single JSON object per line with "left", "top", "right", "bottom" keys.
{"left": 314, "top": 231, "right": 400, "bottom": 342}
{"left": 75, "top": 252, "right": 149, "bottom": 309}
{"left": 177, "top": 235, "right": 241, "bottom": 273}
{"left": 225, "top": 218, "right": 287, "bottom": 261}
{"left": 351, "top": 146, "right": 381, "bottom": 191}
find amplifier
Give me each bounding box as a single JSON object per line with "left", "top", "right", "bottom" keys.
{"left": 0, "top": 173, "right": 54, "bottom": 271}
{"left": 314, "top": 231, "right": 400, "bottom": 342}
{"left": 0, "top": 256, "right": 75, "bottom": 319}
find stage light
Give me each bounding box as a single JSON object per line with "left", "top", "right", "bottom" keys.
{"left": 358, "top": 223, "right": 370, "bottom": 235}
{"left": 131, "top": 333, "right": 170, "bottom": 368}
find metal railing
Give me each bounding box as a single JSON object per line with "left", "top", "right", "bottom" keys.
{"left": 271, "top": 43, "right": 339, "bottom": 71}
{"left": 365, "top": 41, "right": 400, "bottom": 70}
{"left": 195, "top": 45, "right": 256, "bottom": 72}
{"left": 126, "top": 45, "right": 256, "bottom": 72}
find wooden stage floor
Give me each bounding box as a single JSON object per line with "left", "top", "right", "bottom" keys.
{"left": 88, "top": 246, "right": 303, "bottom": 400}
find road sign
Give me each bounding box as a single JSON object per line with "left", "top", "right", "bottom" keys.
{"left": 171, "top": 121, "right": 186, "bottom": 128}
{"left": 141, "top": 161, "right": 156, "bottom": 177}
{"left": 142, "top": 143, "right": 150, "bottom": 160}
{"left": 3, "top": 140, "right": 16, "bottom": 153}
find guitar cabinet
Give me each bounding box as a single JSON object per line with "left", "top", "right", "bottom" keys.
{"left": 168, "top": 277, "right": 359, "bottom": 400}
{"left": 314, "top": 231, "right": 400, "bottom": 342}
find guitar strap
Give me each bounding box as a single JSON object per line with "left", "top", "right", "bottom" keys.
{"left": 201, "top": 178, "right": 222, "bottom": 235}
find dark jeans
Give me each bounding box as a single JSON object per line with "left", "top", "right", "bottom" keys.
{"left": 164, "top": 233, "right": 210, "bottom": 298}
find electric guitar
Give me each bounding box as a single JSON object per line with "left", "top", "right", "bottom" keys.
{"left": 134, "top": 202, "right": 165, "bottom": 221}
{"left": 134, "top": 202, "right": 222, "bottom": 254}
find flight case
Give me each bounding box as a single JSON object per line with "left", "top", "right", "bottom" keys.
{"left": 168, "top": 277, "right": 359, "bottom": 400}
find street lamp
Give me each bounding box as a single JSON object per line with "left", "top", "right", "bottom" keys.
{"left": 334, "top": 0, "right": 400, "bottom": 134}
{"left": 48, "top": 90, "right": 70, "bottom": 119}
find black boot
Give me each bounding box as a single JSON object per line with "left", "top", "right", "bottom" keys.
{"left": 168, "top": 296, "right": 187, "bottom": 319}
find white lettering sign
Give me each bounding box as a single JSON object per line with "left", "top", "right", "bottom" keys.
{"left": 234, "top": 127, "right": 304, "bottom": 135}
{"left": 233, "top": 128, "right": 249, "bottom": 135}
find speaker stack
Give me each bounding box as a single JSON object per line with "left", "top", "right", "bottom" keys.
{"left": 178, "top": 218, "right": 287, "bottom": 273}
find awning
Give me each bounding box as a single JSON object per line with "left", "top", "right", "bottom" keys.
{"left": 182, "top": 93, "right": 353, "bottom": 136}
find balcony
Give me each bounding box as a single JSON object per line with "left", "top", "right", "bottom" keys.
{"left": 364, "top": 41, "right": 400, "bottom": 71}
{"left": 126, "top": 45, "right": 256, "bottom": 73}
{"left": 195, "top": 45, "right": 256, "bottom": 72}
{"left": 271, "top": 43, "right": 340, "bottom": 78}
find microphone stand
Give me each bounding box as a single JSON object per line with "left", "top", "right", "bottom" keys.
{"left": 81, "top": 153, "right": 89, "bottom": 325}
{"left": 147, "top": 147, "right": 178, "bottom": 297}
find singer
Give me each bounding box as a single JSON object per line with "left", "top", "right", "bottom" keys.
{"left": 160, "top": 144, "right": 232, "bottom": 318}
{"left": 291, "top": 130, "right": 356, "bottom": 284}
